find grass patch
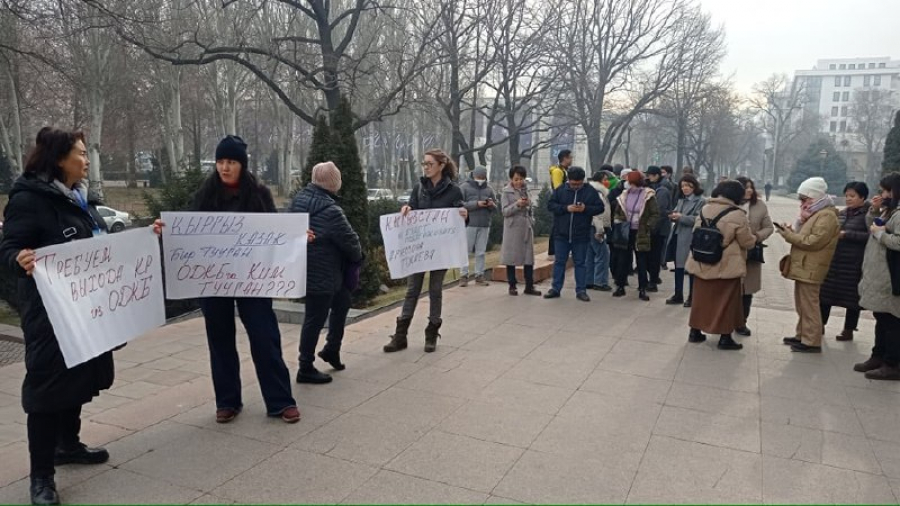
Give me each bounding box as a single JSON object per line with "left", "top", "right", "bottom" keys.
{"left": 0, "top": 304, "right": 20, "bottom": 327}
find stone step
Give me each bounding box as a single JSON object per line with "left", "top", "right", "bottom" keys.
{"left": 490, "top": 252, "right": 571, "bottom": 283}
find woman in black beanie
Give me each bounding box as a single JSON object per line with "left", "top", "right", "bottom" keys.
{"left": 154, "top": 135, "right": 300, "bottom": 424}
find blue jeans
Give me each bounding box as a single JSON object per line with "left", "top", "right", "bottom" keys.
{"left": 585, "top": 231, "right": 610, "bottom": 287}
{"left": 552, "top": 239, "right": 589, "bottom": 294}
{"left": 199, "top": 297, "right": 296, "bottom": 415}
{"left": 462, "top": 226, "right": 490, "bottom": 277}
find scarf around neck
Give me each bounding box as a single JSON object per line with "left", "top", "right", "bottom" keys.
{"left": 796, "top": 195, "right": 835, "bottom": 229}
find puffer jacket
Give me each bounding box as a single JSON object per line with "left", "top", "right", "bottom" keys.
{"left": 613, "top": 188, "right": 660, "bottom": 252}
{"left": 685, "top": 197, "right": 757, "bottom": 280}
{"left": 0, "top": 173, "right": 114, "bottom": 414}
{"left": 408, "top": 176, "right": 465, "bottom": 211}
{"left": 589, "top": 181, "right": 611, "bottom": 231}
{"left": 820, "top": 203, "right": 870, "bottom": 309}
{"left": 289, "top": 184, "right": 363, "bottom": 295}
{"left": 548, "top": 182, "right": 605, "bottom": 242}
{"left": 461, "top": 179, "right": 496, "bottom": 228}
{"left": 780, "top": 206, "right": 840, "bottom": 284}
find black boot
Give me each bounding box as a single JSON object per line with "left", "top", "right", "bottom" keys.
{"left": 318, "top": 349, "right": 345, "bottom": 371}
{"left": 54, "top": 443, "right": 109, "bottom": 465}
{"left": 688, "top": 328, "right": 707, "bottom": 343}
{"left": 424, "top": 320, "right": 442, "bottom": 353}
{"left": 717, "top": 334, "right": 743, "bottom": 351}
{"left": 613, "top": 286, "right": 626, "bottom": 297}
{"left": 666, "top": 294, "right": 684, "bottom": 305}
{"left": 296, "top": 362, "right": 333, "bottom": 384}
{"left": 638, "top": 289, "right": 650, "bottom": 301}
{"left": 30, "top": 477, "right": 59, "bottom": 505}
{"left": 384, "top": 317, "right": 411, "bottom": 353}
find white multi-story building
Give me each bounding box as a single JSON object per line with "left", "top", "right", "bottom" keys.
{"left": 793, "top": 57, "right": 900, "bottom": 181}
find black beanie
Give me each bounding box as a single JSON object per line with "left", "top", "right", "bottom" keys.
{"left": 215, "top": 135, "right": 248, "bottom": 169}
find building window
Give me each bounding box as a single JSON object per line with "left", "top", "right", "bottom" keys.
{"left": 833, "top": 92, "right": 841, "bottom": 101}
{"left": 844, "top": 76, "right": 851, "bottom": 86}
{"left": 829, "top": 64, "right": 836, "bottom": 70}
{"left": 840, "top": 64, "right": 847, "bottom": 69}
{"left": 879, "top": 63, "right": 887, "bottom": 68}
{"left": 864, "top": 75, "right": 871, "bottom": 86}
{"left": 869, "top": 63, "right": 876, "bottom": 69}
{"left": 831, "top": 106, "right": 839, "bottom": 116}
{"left": 842, "top": 91, "right": 850, "bottom": 101}
{"left": 874, "top": 75, "right": 882, "bottom": 86}
{"left": 835, "top": 76, "right": 842, "bottom": 87}
{"left": 841, "top": 106, "right": 848, "bottom": 116}
{"left": 830, "top": 121, "right": 837, "bottom": 133}
{"left": 840, "top": 121, "right": 847, "bottom": 132}
{"left": 849, "top": 64, "right": 856, "bottom": 70}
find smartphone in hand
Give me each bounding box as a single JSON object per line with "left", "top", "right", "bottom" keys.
{"left": 774, "top": 222, "right": 785, "bottom": 231}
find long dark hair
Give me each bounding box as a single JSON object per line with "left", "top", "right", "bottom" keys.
{"left": 24, "top": 127, "right": 85, "bottom": 183}
{"left": 736, "top": 176, "right": 758, "bottom": 205}
{"left": 880, "top": 173, "right": 900, "bottom": 212}
{"left": 193, "top": 162, "right": 269, "bottom": 212}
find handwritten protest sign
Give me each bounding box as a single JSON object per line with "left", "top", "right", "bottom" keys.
{"left": 33, "top": 228, "right": 165, "bottom": 368}
{"left": 160, "top": 212, "right": 308, "bottom": 299}
{"left": 380, "top": 209, "right": 468, "bottom": 279}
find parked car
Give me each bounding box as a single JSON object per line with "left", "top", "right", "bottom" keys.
{"left": 367, "top": 188, "right": 394, "bottom": 201}
{"left": 96, "top": 206, "right": 132, "bottom": 233}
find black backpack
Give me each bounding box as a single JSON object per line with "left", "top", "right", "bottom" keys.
{"left": 691, "top": 207, "right": 740, "bottom": 265}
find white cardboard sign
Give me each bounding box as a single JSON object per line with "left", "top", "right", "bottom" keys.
{"left": 33, "top": 228, "right": 166, "bottom": 368}
{"left": 160, "top": 212, "right": 308, "bottom": 299}
{"left": 380, "top": 209, "right": 468, "bottom": 279}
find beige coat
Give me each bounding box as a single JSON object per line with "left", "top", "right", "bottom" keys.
{"left": 589, "top": 181, "right": 611, "bottom": 231}
{"left": 780, "top": 207, "right": 840, "bottom": 285}
{"left": 859, "top": 209, "right": 900, "bottom": 318}
{"left": 686, "top": 197, "right": 757, "bottom": 280}
{"left": 499, "top": 183, "right": 535, "bottom": 266}
{"left": 743, "top": 200, "right": 775, "bottom": 294}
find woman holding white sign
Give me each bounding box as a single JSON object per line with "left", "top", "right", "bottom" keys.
{"left": 153, "top": 136, "right": 300, "bottom": 425}
{"left": 289, "top": 161, "right": 363, "bottom": 384}
{"left": 384, "top": 149, "right": 468, "bottom": 353}
{"left": 0, "top": 128, "right": 113, "bottom": 505}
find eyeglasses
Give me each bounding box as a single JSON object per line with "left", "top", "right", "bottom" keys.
{"left": 421, "top": 161, "right": 439, "bottom": 168}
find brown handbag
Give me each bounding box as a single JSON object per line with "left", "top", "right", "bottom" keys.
{"left": 779, "top": 254, "right": 792, "bottom": 278}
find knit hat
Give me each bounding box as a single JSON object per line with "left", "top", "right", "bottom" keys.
{"left": 797, "top": 177, "right": 827, "bottom": 200}
{"left": 567, "top": 166, "right": 586, "bottom": 181}
{"left": 215, "top": 135, "right": 249, "bottom": 169}
{"left": 312, "top": 161, "right": 342, "bottom": 194}
{"left": 626, "top": 170, "right": 644, "bottom": 185}
{"left": 473, "top": 166, "right": 488, "bottom": 180}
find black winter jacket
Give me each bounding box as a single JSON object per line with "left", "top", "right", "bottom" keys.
{"left": 408, "top": 176, "right": 465, "bottom": 210}
{"left": 820, "top": 203, "right": 870, "bottom": 309}
{"left": 289, "top": 185, "right": 363, "bottom": 295}
{"left": 548, "top": 182, "right": 605, "bottom": 243}
{"left": 0, "top": 174, "right": 113, "bottom": 414}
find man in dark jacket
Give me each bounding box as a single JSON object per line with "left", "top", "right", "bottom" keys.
{"left": 544, "top": 167, "right": 604, "bottom": 301}
{"left": 460, "top": 166, "right": 495, "bottom": 286}
{"left": 646, "top": 166, "right": 673, "bottom": 290}
{"left": 289, "top": 162, "right": 363, "bottom": 383}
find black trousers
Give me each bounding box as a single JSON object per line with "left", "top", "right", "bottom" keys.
{"left": 873, "top": 312, "right": 900, "bottom": 366}
{"left": 299, "top": 288, "right": 353, "bottom": 364}
{"left": 613, "top": 231, "right": 648, "bottom": 290}
{"left": 648, "top": 234, "right": 666, "bottom": 283}
{"left": 27, "top": 406, "right": 82, "bottom": 479}
{"left": 820, "top": 304, "right": 861, "bottom": 331}
{"left": 506, "top": 265, "right": 535, "bottom": 289}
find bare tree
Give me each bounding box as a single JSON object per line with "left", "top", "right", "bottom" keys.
{"left": 0, "top": 8, "right": 25, "bottom": 173}
{"left": 748, "top": 73, "right": 809, "bottom": 186}
{"left": 849, "top": 87, "right": 895, "bottom": 186}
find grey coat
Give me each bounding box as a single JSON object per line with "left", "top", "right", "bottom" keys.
{"left": 650, "top": 181, "right": 674, "bottom": 237}
{"left": 859, "top": 209, "right": 900, "bottom": 319}
{"left": 666, "top": 194, "right": 706, "bottom": 269}
{"left": 499, "top": 183, "right": 535, "bottom": 266}
{"left": 743, "top": 200, "right": 775, "bottom": 294}
{"left": 461, "top": 179, "right": 496, "bottom": 228}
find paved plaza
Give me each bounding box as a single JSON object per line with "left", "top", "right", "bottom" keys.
{"left": 0, "top": 196, "right": 899, "bottom": 504}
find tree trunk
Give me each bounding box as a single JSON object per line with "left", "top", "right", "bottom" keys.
{"left": 87, "top": 86, "right": 105, "bottom": 199}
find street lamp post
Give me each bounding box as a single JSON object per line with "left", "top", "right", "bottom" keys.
{"left": 819, "top": 148, "right": 828, "bottom": 175}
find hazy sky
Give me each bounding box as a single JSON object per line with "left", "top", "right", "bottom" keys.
{"left": 699, "top": 0, "right": 899, "bottom": 96}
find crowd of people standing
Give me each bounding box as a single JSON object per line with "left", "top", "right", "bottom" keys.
{"left": 3, "top": 126, "right": 900, "bottom": 505}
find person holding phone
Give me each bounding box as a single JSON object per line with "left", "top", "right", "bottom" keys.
{"left": 544, "top": 166, "right": 604, "bottom": 301}
{"left": 734, "top": 177, "right": 774, "bottom": 337}
{"left": 855, "top": 173, "right": 900, "bottom": 380}
{"left": 777, "top": 177, "right": 840, "bottom": 353}
{"left": 500, "top": 165, "right": 541, "bottom": 296}
{"left": 460, "top": 166, "right": 496, "bottom": 286}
